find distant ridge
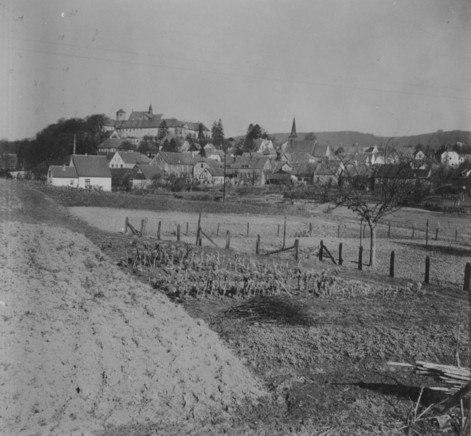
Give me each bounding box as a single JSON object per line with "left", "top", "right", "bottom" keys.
{"left": 269, "top": 130, "right": 471, "bottom": 151}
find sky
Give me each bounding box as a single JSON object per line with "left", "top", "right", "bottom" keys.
{"left": 1, "top": 0, "right": 470, "bottom": 140}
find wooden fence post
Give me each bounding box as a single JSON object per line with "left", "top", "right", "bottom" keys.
{"left": 225, "top": 230, "right": 230, "bottom": 250}
{"left": 425, "top": 219, "right": 429, "bottom": 249}
{"left": 455, "top": 228, "right": 458, "bottom": 242}
{"left": 177, "top": 224, "right": 180, "bottom": 241}
{"left": 157, "top": 221, "right": 161, "bottom": 240}
{"left": 387, "top": 222, "right": 391, "bottom": 239}
{"left": 424, "top": 256, "right": 430, "bottom": 284}
{"left": 247, "top": 222, "right": 250, "bottom": 237}
{"left": 338, "top": 242, "right": 343, "bottom": 266}
{"left": 358, "top": 246, "right": 363, "bottom": 271}
{"left": 277, "top": 224, "right": 280, "bottom": 237}
{"left": 411, "top": 223, "right": 415, "bottom": 240}
{"left": 283, "top": 216, "right": 287, "bottom": 249}
{"left": 337, "top": 223, "right": 340, "bottom": 238}
{"left": 464, "top": 262, "right": 470, "bottom": 291}
{"left": 124, "top": 217, "right": 129, "bottom": 235}
{"left": 140, "top": 218, "right": 147, "bottom": 236}
{"left": 196, "top": 212, "right": 202, "bottom": 246}
{"left": 389, "top": 251, "right": 395, "bottom": 278}
{"left": 217, "top": 223, "right": 220, "bottom": 236}
{"left": 256, "top": 234, "right": 260, "bottom": 255}
{"left": 294, "top": 239, "right": 299, "bottom": 261}
{"left": 309, "top": 222, "right": 312, "bottom": 235}
{"left": 319, "top": 240, "right": 324, "bottom": 261}
{"left": 435, "top": 228, "right": 439, "bottom": 241}
{"left": 186, "top": 222, "right": 189, "bottom": 236}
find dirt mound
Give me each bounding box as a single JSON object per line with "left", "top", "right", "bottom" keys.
{"left": 0, "top": 222, "right": 265, "bottom": 435}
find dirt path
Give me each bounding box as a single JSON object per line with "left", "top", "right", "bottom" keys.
{"left": 0, "top": 181, "right": 266, "bottom": 435}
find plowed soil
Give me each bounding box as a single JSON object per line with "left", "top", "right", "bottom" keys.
{"left": 1, "top": 180, "right": 470, "bottom": 435}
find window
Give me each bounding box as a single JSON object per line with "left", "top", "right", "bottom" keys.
{"left": 69, "top": 180, "right": 74, "bottom": 186}
{"left": 85, "top": 179, "right": 91, "bottom": 186}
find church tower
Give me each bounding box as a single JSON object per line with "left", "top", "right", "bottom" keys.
{"left": 289, "top": 117, "right": 297, "bottom": 148}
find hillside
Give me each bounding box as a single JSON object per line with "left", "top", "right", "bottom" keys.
{"left": 269, "top": 130, "right": 471, "bottom": 152}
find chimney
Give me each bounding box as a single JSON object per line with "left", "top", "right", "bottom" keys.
{"left": 73, "top": 134, "right": 76, "bottom": 155}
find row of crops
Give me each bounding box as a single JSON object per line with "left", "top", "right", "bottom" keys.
{"left": 118, "top": 240, "right": 421, "bottom": 300}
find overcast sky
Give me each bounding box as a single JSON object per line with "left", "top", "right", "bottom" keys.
{"left": 1, "top": 0, "right": 470, "bottom": 140}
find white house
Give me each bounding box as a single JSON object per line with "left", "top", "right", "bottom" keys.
{"left": 109, "top": 151, "right": 151, "bottom": 169}
{"left": 48, "top": 155, "right": 112, "bottom": 191}
{"left": 47, "top": 165, "right": 78, "bottom": 188}
{"left": 71, "top": 155, "right": 112, "bottom": 191}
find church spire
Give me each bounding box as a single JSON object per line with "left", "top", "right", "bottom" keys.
{"left": 289, "top": 117, "right": 297, "bottom": 147}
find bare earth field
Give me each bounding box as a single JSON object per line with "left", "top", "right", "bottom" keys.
{"left": 1, "top": 180, "right": 470, "bottom": 435}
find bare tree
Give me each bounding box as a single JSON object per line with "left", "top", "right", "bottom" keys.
{"left": 331, "top": 156, "right": 427, "bottom": 268}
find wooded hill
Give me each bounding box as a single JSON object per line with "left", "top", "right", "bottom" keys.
{"left": 269, "top": 130, "right": 471, "bottom": 152}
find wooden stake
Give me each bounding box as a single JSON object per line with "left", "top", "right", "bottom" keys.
{"left": 256, "top": 234, "right": 260, "bottom": 255}
{"left": 309, "top": 222, "right": 312, "bottom": 235}
{"left": 464, "top": 262, "right": 470, "bottom": 291}
{"left": 247, "top": 222, "right": 250, "bottom": 237}
{"left": 124, "top": 217, "right": 129, "bottom": 235}
{"left": 186, "top": 222, "right": 189, "bottom": 236}
{"left": 157, "top": 221, "right": 161, "bottom": 240}
{"left": 387, "top": 222, "right": 391, "bottom": 239}
{"left": 337, "top": 223, "right": 340, "bottom": 238}
{"left": 283, "top": 216, "right": 287, "bottom": 249}
{"left": 358, "top": 245, "right": 363, "bottom": 271}
{"left": 389, "top": 251, "right": 395, "bottom": 278}
{"left": 425, "top": 256, "right": 430, "bottom": 284}
{"left": 225, "top": 230, "right": 230, "bottom": 250}
{"left": 217, "top": 223, "right": 220, "bottom": 236}
{"left": 411, "top": 223, "right": 415, "bottom": 239}
{"left": 196, "top": 212, "right": 202, "bottom": 246}
{"left": 277, "top": 224, "right": 280, "bottom": 237}
{"left": 177, "top": 224, "right": 180, "bottom": 241}
{"left": 294, "top": 239, "right": 299, "bottom": 261}
{"left": 319, "top": 240, "right": 324, "bottom": 261}
{"left": 338, "top": 243, "right": 343, "bottom": 266}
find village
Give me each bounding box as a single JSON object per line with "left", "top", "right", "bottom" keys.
{"left": 29, "top": 105, "right": 470, "bottom": 209}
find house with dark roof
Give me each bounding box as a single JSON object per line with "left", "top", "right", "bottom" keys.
{"left": 226, "top": 155, "right": 272, "bottom": 185}
{"left": 109, "top": 151, "right": 151, "bottom": 169}
{"left": 70, "top": 155, "right": 112, "bottom": 191}
{"left": 193, "top": 159, "right": 225, "bottom": 184}
{"left": 47, "top": 165, "right": 78, "bottom": 188}
{"left": 313, "top": 161, "right": 344, "bottom": 185}
{"left": 97, "top": 136, "right": 132, "bottom": 155}
{"left": 149, "top": 151, "right": 197, "bottom": 178}
{"left": 47, "top": 155, "right": 112, "bottom": 191}
{"left": 130, "top": 164, "right": 165, "bottom": 189}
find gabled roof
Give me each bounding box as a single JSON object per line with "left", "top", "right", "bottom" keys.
{"left": 283, "top": 139, "right": 315, "bottom": 155}
{"left": 115, "top": 119, "right": 162, "bottom": 129}
{"left": 156, "top": 151, "right": 197, "bottom": 166}
{"left": 132, "top": 164, "right": 164, "bottom": 180}
{"left": 291, "top": 162, "right": 317, "bottom": 176}
{"left": 227, "top": 155, "right": 270, "bottom": 170}
{"left": 71, "top": 155, "right": 112, "bottom": 178}
{"left": 49, "top": 165, "right": 78, "bottom": 178}
{"left": 98, "top": 138, "right": 128, "bottom": 150}
{"left": 117, "top": 151, "right": 151, "bottom": 165}
{"left": 128, "top": 111, "right": 163, "bottom": 122}
{"left": 312, "top": 144, "right": 331, "bottom": 158}
{"left": 313, "top": 161, "right": 343, "bottom": 176}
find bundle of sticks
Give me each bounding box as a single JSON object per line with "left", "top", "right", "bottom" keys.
{"left": 388, "top": 360, "right": 470, "bottom": 394}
